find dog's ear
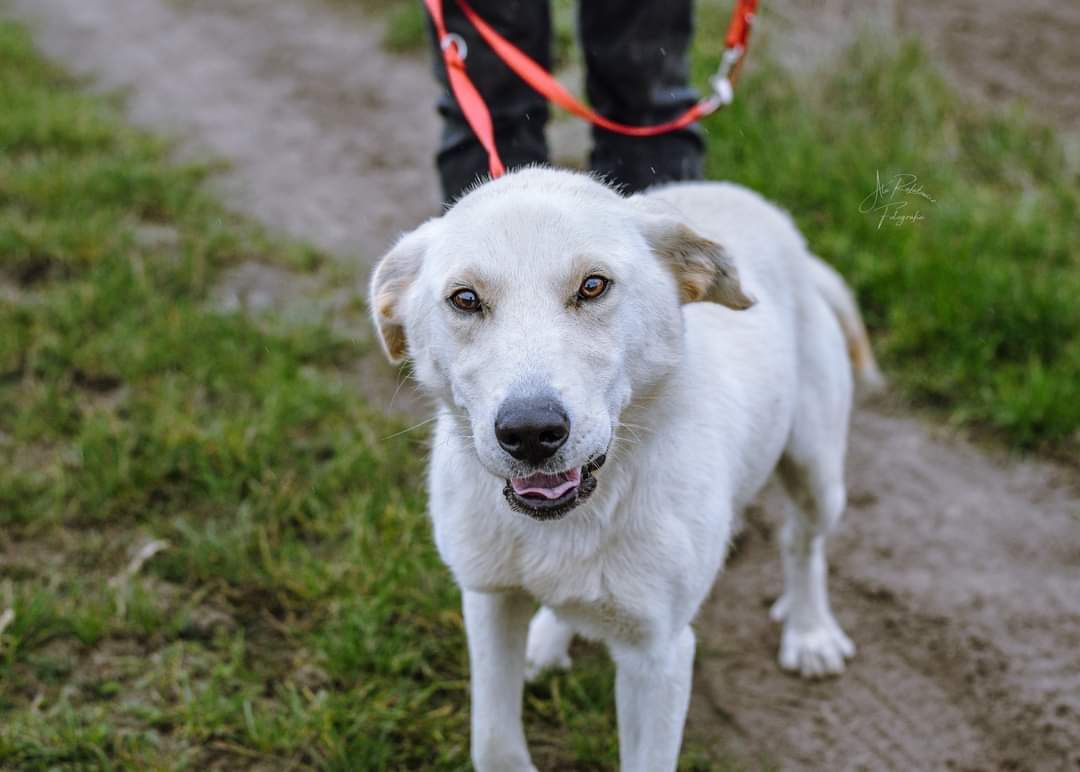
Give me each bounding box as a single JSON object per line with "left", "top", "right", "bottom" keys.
{"left": 638, "top": 212, "right": 755, "bottom": 310}
{"left": 369, "top": 224, "right": 431, "bottom": 364}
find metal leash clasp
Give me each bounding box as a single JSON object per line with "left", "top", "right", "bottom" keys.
{"left": 440, "top": 32, "right": 468, "bottom": 61}
{"left": 703, "top": 44, "right": 743, "bottom": 111}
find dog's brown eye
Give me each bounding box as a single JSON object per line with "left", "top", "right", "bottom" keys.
{"left": 578, "top": 275, "right": 610, "bottom": 301}
{"left": 449, "top": 288, "right": 481, "bottom": 312}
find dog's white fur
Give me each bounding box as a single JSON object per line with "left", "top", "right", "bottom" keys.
{"left": 370, "top": 168, "right": 881, "bottom": 771}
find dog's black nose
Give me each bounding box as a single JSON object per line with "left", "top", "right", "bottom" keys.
{"left": 495, "top": 396, "right": 570, "bottom": 464}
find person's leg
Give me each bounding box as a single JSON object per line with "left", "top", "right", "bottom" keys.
{"left": 578, "top": 0, "right": 704, "bottom": 193}
{"left": 428, "top": 0, "right": 552, "bottom": 202}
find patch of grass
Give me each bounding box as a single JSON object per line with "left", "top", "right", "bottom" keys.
{"left": 0, "top": 18, "right": 697, "bottom": 770}
{"left": 694, "top": 9, "right": 1079, "bottom": 454}
{"left": 382, "top": 1, "right": 428, "bottom": 54}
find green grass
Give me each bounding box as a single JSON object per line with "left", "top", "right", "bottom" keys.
{"left": 382, "top": 2, "right": 428, "bottom": 54}
{"left": 1, "top": 4, "right": 1077, "bottom": 771}
{"left": 0, "top": 19, "right": 659, "bottom": 770}
{"left": 694, "top": 10, "right": 1080, "bottom": 454}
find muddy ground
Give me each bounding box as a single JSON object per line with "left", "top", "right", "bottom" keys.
{"left": 6, "top": 0, "right": 1079, "bottom": 769}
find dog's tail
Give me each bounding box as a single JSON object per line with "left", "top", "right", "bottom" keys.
{"left": 807, "top": 255, "right": 886, "bottom": 395}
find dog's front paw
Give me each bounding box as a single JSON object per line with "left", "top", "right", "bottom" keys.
{"left": 778, "top": 617, "right": 855, "bottom": 678}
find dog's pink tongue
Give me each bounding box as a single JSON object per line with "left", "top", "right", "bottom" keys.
{"left": 511, "top": 467, "right": 581, "bottom": 500}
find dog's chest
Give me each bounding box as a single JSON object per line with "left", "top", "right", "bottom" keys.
{"left": 525, "top": 558, "right": 652, "bottom": 645}
{"left": 431, "top": 449, "right": 730, "bottom": 643}
{"left": 514, "top": 519, "right": 695, "bottom": 645}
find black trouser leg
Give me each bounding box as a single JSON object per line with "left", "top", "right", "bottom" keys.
{"left": 578, "top": 0, "right": 704, "bottom": 193}
{"left": 429, "top": 0, "right": 552, "bottom": 203}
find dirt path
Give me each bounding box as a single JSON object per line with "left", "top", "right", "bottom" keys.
{"left": 6, "top": 0, "right": 1078, "bottom": 769}
{"left": 692, "top": 408, "right": 1079, "bottom": 770}
{"left": 7, "top": 0, "right": 440, "bottom": 258}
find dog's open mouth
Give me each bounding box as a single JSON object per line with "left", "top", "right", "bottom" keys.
{"left": 503, "top": 455, "right": 605, "bottom": 521}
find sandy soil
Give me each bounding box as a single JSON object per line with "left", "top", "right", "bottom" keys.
{"left": 6, "top": 0, "right": 1078, "bottom": 768}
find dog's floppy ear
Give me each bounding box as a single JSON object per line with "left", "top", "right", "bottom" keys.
{"left": 369, "top": 224, "right": 431, "bottom": 364}
{"left": 639, "top": 213, "right": 755, "bottom": 310}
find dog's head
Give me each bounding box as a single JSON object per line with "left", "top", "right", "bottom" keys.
{"left": 370, "top": 169, "right": 752, "bottom": 520}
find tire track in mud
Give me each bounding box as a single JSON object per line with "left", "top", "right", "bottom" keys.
{"left": 6, "top": 0, "right": 1079, "bottom": 768}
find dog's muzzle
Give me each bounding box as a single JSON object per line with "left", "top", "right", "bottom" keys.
{"left": 503, "top": 454, "right": 606, "bottom": 521}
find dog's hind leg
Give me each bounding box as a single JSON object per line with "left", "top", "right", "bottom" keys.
{"left": 769, "top": 299, "right": 856, "bottom": 677}
{"left": 770, "top": 455, "right": 855, "bottom": 677}
{"left": 525, "top": 606, "right": 574, "bottom": 682}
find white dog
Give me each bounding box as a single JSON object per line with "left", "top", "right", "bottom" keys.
{"left": 369, "top": 168, "right": 882, "bottom": 771}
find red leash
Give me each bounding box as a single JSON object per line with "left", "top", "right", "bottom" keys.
{"left": 424, "top": 0, "right": 759, "bottom": 179}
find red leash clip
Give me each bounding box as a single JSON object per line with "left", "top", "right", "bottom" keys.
{"left": 425, "top": 0, "right": 759, "bottom": 179}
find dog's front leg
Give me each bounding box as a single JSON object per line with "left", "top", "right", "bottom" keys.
{"left": 463, "top": 590, "right": 536, "bottom": 772}
{"left": 612, "top": 626, "right": 696, "bottom": 772}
